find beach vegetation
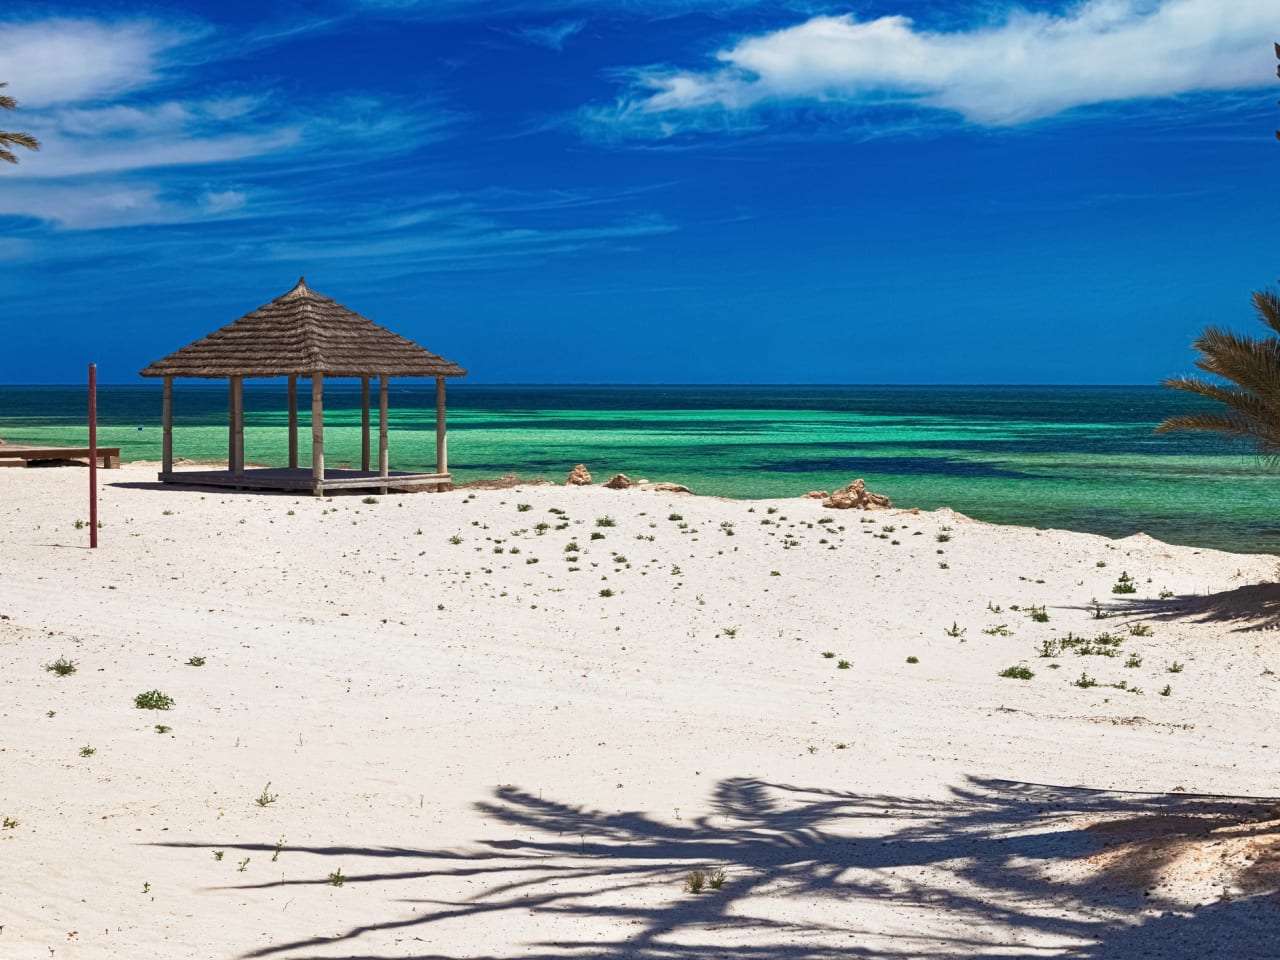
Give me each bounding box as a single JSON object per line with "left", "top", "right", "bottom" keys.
{"left": 134, "top": 690, "right": 174, "bottom": 710}
{"left": 155, "top": 725, "right": 171, "bottom": 734}
{"left": 1168, "top": 661, "right": 1185, "bottom": 673}
{"left": 599, "top": 588, "right": 614, "bottom": 597}
{"left": 448, "top": 535, "right": 462, "bottom": 545}
{"left": 185, "top": 655, "right": 205, "bottom": 666}
{"left": 596, "top": 516, "right": 616, "bottom": 527}
{"left": 1026, "top": 605, "right": 1049, "bottom": 622}
{"left": 986, "top": 602, "right": 1002, "bottom": 613}
{"left": 590, "top": 531, "right": 605, "bottom": 541}
{"left": 935, "top": 533, "right": 951, "bottom": 542}
{"left": 327, "top": 867, "right": 347, "bottom": 886}
{"left": 1129, "top": 623, "right": 1154, "bottom": 636}
{"left": 999, "top": 664, "right": 1034, "bottom": 680}
{"left": 821, "top": 650, "right": 835, "bottom": 659}
{"left": 1089, "top": 599, "right": 1110, "bottom": 619}
{"left": 1160, "top": 684, "right": 1173, "bottom": 696}
{"left": 213, "top": 850, "right": 224, "bottom": 860}
{"left": 982, "top": 624, "right": 1012, "bottom": 636}
{"left": 708, "top": 866, "right": 727, "bottom": 889}
{"left": 1038, "top": 638, "right": 1061, "bottom": 657}
{"left": 79, "top": 745, "right": 95, "bottom": 757}
{"left": 683, "top": 869, "right": 706, "bottom": 893}
{"left": 254, "top": 783, "right": 278, "bottom": 807}
{"left": 721, "top": 626, "right": 737, "bottom": 637}
{"left": 1125, "top": 653, "right": 1143, "bottom": 668}
{"left": 906, "top": 656, "right": 919, "bottom": 664}
{"left": 836, "top": 659, "right": 851, "bottom": 670}
{"left": 1073, "top": 671, "right": 1098, "bottom": 689}
{"left": 361, "top": 497, "right": 379, "bottom": 505}
{"left": 238, "top": 857, "right": 250, "bottom": 872}
{"left": 2, "top": 817, "right": 17, "bottom": 829}
{"left": 944, "top": 622, "right": 966, "bottom": 638}
{"left": 668, "top": 513, "right": 683, "bottom": 521}
{"left": 1111, "top": 571, "right": 1137, "bottom": 594}
{"left": 938, "top": 561, "right": 949, "bottom": 568}
{"left": 45, "top": 656, "right": 77, "bottom": 676}
{"left": 517, "top": 503, "right": 531, "bottom": 512}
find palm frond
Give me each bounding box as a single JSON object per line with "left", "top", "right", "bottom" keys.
{"left": 0, "top": 95, "right": 15, "bottom": 111}
{"left": 0, "top": 130, "right": 38, "bottom": 151}
{"left": 1255, "top": 288, "right": 1280, "bottom": 336}
{"left": 0, "top": 147, "right": 15, "bottom": 164}
{"left": 1186, "top": 327, "right": 1280, "bottom": 410}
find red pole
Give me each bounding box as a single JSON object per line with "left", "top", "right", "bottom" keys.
{"left": 88, "top": 363, "right": 98, "bottom": 549}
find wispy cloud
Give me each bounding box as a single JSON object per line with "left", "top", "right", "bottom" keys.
{"left": 583, "top": 0, "right": 1280, "bottom": 136}
{"left": 515, "top": 18, "right": 586, "bottom": 51}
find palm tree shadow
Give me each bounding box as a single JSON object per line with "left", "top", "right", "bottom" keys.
{"left": 1098, "top": 583, "right": 1280, "bottom": 633}
{"left": 154, "top": 776, "right": 1280, "bottom": 959}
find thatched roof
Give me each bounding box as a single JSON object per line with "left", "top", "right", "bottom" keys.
{"left": 140, "top": 278, "right": 466, "bottom": 379}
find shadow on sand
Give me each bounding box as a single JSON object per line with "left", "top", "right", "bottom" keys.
{"left": 154, "top": 775, "right": 1280, "bottom": 959}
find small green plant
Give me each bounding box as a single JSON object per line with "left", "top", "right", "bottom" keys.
{"left": 1090, "top": 599, "right": 1110, "bottom": 619}
{"left": 254, "top": 783, "right": 278, "bottom": 807}
{"left": 596, "top": 516, "right": 616, "bottom": 528}
{"left": 1073, "top": 671, "right": 1097, "bottom": 689}
{"left": 906, "top": 656, "right": 919, "bottom": 664}
{"left": 1158, "top": 588, "right": 1175, "bottom": 600}
{"left": 517, "top": 503, "right": 532, "bottom": 512}
{"left": 683, "top": 869, "right": 706, "bottom": 893}
{"left": 938, "top": 561, "right": 950, "bottom": 569}
{"left": 1026, "top": 605, "right": 1049, "bottom": 623}
{"left": 999, "top": 664, "right": 1034, "bottom": 680}
{"left": 134, "top": 690, "right": 174, "bottom": 710}
{"left": 1160, "top": 684, "right": 1172, "bottom": 697}
{"left": 944, "top": 622, "right": 966, "bottom": 638}
{"left": 1111, "top": 571, "right": 1137, "bottom": 595}
{"left": 272, "top": 836, "right": 285, "bottom": 862}
{"left": 361, "top": 496, "right": 379, "bottom": 505}
{"left": 1128, "top": 624, "right": 1154, "bottom": 637}
{"left": 327, "top": 867, "right": 346, "bottom": 886}
{"left": 708, "top": 866, "right": 727, "bottom": 890}
{"left": 448, "top": 534, "right": 462, "bottom": 545}
{"left": 935, "top": 533, "right": 951, "bottom": 543}
{"left": 668, "top": 513, "right": 683, "bottom": 521}
{"left": 1167, "top": 661, "right": 1185, "bottom": 673}
{"left": 73, "top": 519, "right": 87, "bottom": 530}
{"left": 155, "top": 724, "right": 171, "bottom": 734}
{"left": 599, "top": 588, "right": 614, "bottom": 598}
{"left": 986, "top": 601, "right": 1003, "bottom": 613}
{"left": 1096, "top": 560, "right": 1107, "bottom": 568}
{"left": 590, "top": 531, "right": 605, "bottom": 541}
{"left": 1037, "top": 638, "right": 1061, "bottom": 658}
{"left": 1124, "top": 653, "right": 1143, "bottom": 669}
{"left": 79, "top": 745, "right": 96, "bottom": 757}
{"left": 836, "top": 659, "right": 851, "bottom": 670}
{"left": 564, "top": 541, "right": 580, "bottom": 553}
{"left": 213, "top": 850, "right": 224, "bottom": 861}
{"left": 185, "top": 655, "right": 206, "bottom": 667}
{"left": 45, "top": 657, "right": 77, "bottom": 676}
{"left": 821, "top": 651, "right": 836, "bottom": 659}
{"left": 237, "top": 857, "right": 250, "bottom": 872}
{"left": 2, "top": 817, "right": 17, "bottom": 829}
{"left": 721, "top": 626, "right": 737, "bottom": 637}
{"left": 982, "top": 624, "right": 1013, "bottom": 636}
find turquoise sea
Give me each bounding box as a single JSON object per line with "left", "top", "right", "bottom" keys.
{"left": 1, "top": 383, "right": 1276, "bottom": 555}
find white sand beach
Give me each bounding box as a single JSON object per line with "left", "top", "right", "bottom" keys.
{"left": 1, "top": 463, "right": 1277, "bottom": 959}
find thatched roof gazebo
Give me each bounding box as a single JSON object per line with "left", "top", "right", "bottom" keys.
{"left": 140, "top": 278, "right": 466, "bottom": 495}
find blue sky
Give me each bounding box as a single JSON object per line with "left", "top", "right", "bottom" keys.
{"left": 0, "top": 0, "right": 1277, "bottom": 383}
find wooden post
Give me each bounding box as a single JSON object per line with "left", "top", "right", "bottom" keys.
{"left": 379, "top": 376, "right": 389, "bottom": 494}
{"left": 230, "top": 376, "right": 245, "bottom": 477}
{"left": 162, "top": 376, "right": 173, "bottom": 475}
{"left": 311, "top": 375, "right": 324, "bottom": 497}
{"left": 435, "top": 376, "right": 447, "bottom": 476}
{"left": 287, "top": 375, "right": 298, "bottom": 469}
{"left": 361, "top": 377, "right": 371, "bottom": 473}
{"left": 228, "top": 378, "right": 237, "bottom": 473}
{"left": 88, "top": 363, "right": 98, "bottom": 549}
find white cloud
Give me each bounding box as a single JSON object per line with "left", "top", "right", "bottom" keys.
{"left": 591, "top": 0, "right": 1279, "bottom": 133}
{"left": 516, "top": 19, "right": 586, "bottom": 51}
{"left": 0, "top": 18, "right": 197, "bottom": 107}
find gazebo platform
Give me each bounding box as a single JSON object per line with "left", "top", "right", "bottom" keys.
{"left": 158, "top": 467, "right": 450, "bottom": 494}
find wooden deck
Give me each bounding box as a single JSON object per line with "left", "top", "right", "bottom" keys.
{"left": 157, "top": 466, "right": 450, "bottom": 494}
{"left": 0, "top": 445, "right": 120, "bottom": 468}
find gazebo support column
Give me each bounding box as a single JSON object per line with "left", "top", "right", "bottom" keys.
{"left": 311, "top": 375, "right": 325, "bottom": 497}
{"left": 161, "top": 377, "right": 173, "bottom": 475}
{"left": 287, "top": 375, "right": 298, "bottom": 469}
{"left": 435, "top": 376, "right": 448, "bottom": 477}
{"left": 229, "top": 376, "right": 245, "bottom": 478}
{"left": 379, "top": 376, "right": 389, "bottom": 494}
{"left": 361, "top": 377, "right": 371, "bottom": 472}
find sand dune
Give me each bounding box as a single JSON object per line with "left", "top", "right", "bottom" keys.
{"left": 1, "top": 464, "right": 1277, "bottom": 958}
